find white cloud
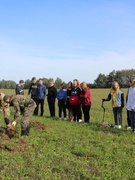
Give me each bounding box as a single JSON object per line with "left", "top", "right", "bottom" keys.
{"left": 0, "top": 38, "right": 135, "bottom": 83}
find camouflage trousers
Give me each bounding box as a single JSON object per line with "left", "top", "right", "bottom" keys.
{"left": 0, "top": 104, "right": 10, "bottom": 119}
{"left": 21, "top": 103, "right": 36, "bottom": 130}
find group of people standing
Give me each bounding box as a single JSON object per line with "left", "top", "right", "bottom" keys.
{"left": 27, "top": 78, "right": 92, "bottom": 124}
{"left": 57, "top": 79, "right": 92, "bottom": 124}
{"left": 0, "top": 76, "right": 135, "bottom": 138}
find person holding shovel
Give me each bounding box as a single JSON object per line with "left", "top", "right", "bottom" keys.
{"left": 102, "top": 81, "right": 124, "bottom": 129}
{"left": 3, "top": 94, "right": 36, "bottom": 138}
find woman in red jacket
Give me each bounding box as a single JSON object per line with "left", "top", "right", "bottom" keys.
{"left": 80, "top": 82, "right": 92, "bottom": 124}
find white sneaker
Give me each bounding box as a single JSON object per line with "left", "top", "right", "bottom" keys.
{"left": 79, "top": 119, "right": 82, "bottom": 123}
{"left": 59, "top": 118, "right": 61, "bottom": 120}
{"left": 64, "top": 118, "right": 66, "bottom": 121}
{"left": 117, "top": 125, "right": 121, "bottom": 129}
{"left": 113, "top": 125, "right": 118, "bottom": 128}
{"left": 127, "top": 126, "right": 131, "bottom": 130}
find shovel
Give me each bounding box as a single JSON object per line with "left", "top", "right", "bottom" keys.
{"left": 101, "top": 99, "right": 105, "bottom": 122}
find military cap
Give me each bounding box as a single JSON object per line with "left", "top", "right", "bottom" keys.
{"left": 3, "top": 95, "right": 10, "bottom": 102}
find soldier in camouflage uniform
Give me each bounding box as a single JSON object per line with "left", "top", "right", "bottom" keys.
{"left": 3, "top": 95, "right": 36, "bottom": 138}
{"left": 0, "top": 92, "right": 10, "bottom": 126}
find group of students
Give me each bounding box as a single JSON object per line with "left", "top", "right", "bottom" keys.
{"left": 103, "top": 77, "right": 135, "bottom": 133}
{"left": 1, "top": 76, "right": 135, "bottom": 138}
{"left": 20, "top": 76, "right": 135, "bottom": 133}
{"left": 28, "top": 78, "right": 92, "bottom": 124}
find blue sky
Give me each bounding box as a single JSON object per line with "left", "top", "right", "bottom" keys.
{"left": 0, "top": 0, "right": 135, "bottom": 83}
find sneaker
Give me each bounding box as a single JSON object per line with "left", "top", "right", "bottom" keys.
{"left": 59, "top": 118, "right": 61, "bottom": 120}
{"left": 84, "top": 122, "right": 88, "bottom": 124}
{"left": 113, "top": 125, "right": 118, "bottom": 128}
{"left": 127, "top": 126, "right": 131, "bottom": 130}
{"left": 117, "top": 125, "right": 122, "bottom": 129}
{"left": 64, "top": 118, "right": 67, "bottom": 121}
{"left": 79, "top": 119, "right": 82, "bottom": 123}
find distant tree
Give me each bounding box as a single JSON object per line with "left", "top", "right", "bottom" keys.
{"left": 106, "top": 70, "right": 116, "bottom": 88}
{"left": 0, "top": 80, "right": 16, "bottom": 89}
{"left": 54, "top": 77, "right": 63, "bottom": 89}
{"left": 94, "top": 69, "right": 135, "bottom": 88}
{"left": 42, "top": 77, "right": 49, "bottom": 88}
{"left": 94, "top": 73, "right": 107, "bottom": 88}
{"left": 24, "top": 79, "right": 31, "bottom": 89}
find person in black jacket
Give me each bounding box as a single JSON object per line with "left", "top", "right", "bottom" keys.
{"left": 70, "top": 79, "right": 82, "bottom": 123}
{"left": 15, "top": 80, "right": 25, "bottom": 95}
{"left": 15, "top": 80, "right": 25, "bottom": 114}
{"left": 28, "top": 77, "right": 38, "bottom": 115}
{"left": 66, "top": 81, "right": 74, "bottom": 122}
{"left": 47, "top": 80, "right": 57, "bottom": 117}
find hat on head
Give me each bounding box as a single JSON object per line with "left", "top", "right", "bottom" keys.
{"left": 3, "top": 95, "right": 10, "bottom": 102}
{"left": 19, "top": 80, "right": 24, "bottom": 84}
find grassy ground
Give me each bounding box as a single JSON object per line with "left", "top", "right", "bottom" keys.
{"left": 0, "top": 89, "right": 135, "bottom": 180}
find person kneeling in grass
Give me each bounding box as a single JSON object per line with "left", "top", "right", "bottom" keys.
{"left": 3, "top": 95, "right": 36, "bottom": 138}
{"left": 102, "top": 81, "right": 124, "bottom": 129}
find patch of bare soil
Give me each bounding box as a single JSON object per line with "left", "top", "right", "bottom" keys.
{"left": 0, "top": 127, "right": 35, "bottom": 153}
{"left": 0, "top": 127, "right": 18, "bottom": 140}
{"left": 0, "top": 139, "right": 35, "bottom": 153}
{"left": 32, "top": 121, "right": 49, "bottom": 130}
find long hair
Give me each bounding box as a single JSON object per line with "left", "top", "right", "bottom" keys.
{"left": 80, "top": 82, "right": 88, "bottom": 91}
{"left": 73, "top": 79, "right": 80, "bottom": 88}
{"left": 67, "top": 81, "right": 73, "bottom": 89}
{"left": 131, "top": 78, "right": 135, "bottom": 87}
{"left": 111, "top": 81, "right": 120, "bottom": 94}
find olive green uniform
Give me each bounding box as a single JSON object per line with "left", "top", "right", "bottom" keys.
{"left": 10, "top": 95, "right": 36, "bottom": 135}
{"left": 0, "top": 92, "right": 10, "bottom": 125}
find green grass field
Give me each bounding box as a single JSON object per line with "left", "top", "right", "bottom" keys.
{"left": 0, "top": 89, "right": 135, "bottom": 180}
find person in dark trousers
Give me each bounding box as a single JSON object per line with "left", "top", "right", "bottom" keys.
{"left": 126, "top": 77, "right": 135, "bottom": 132}
{"left": 15, "top": 80, "right": 25, "bottom": 114}
{"left": 102, "top": 81, "right": 124, "bottom": 129}
{"left": 80, "top": 82, "right": 92, "bottom": 124}
{"left": 28, "top": 77, "right": 38, "bottom": 115}
{"left": 70, "top": 79, "right": 82, "bottom": 123}
{"left": 66, "top": 81, "right": 74, "bottom": 122}
{"left": 15, "top": 80, "right": 25, "bottom": 95}
{"left": 126, "top": 78, "right": 132, "bottom": 130}
{"left": 36, "top": 78, "right": 46, "bottom": 116}
{"left": 57, "top": 84, "right": 67, "bottom": 120}
{"left": 47, "top": 80, "right": 57, "bottom": 117}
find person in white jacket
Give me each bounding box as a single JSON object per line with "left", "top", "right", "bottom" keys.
{"left": 126, "top": 77, "right": 135, "bottom": 132}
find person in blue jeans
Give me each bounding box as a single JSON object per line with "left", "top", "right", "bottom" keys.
{"left": 57, "top": 84, "right": 67, "bottom": 120}
{"left": 36, "top": 78, "right": 46, "bottom": 116}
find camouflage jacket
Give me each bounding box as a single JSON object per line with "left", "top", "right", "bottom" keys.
{"left": 9, "top": 95, "right": 35, "bottom": 120}
{"left": 0, "top": 92, "right": 10, "bottom": 119}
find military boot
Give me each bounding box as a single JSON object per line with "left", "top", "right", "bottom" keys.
{"left": 21, "top": 129, "right": 27, "bottom": 138}
{"left": 26, "top": 125, "right": 30, "bottom": 136}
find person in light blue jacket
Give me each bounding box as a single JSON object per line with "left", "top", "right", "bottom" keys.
{"left": 57, "top": 84, "right": 67, "bottom": 120}
{"left": 102, "top": 81, "right": 124, "bottom": 129}
{"left": 36, "top": 78, "right": 46, "bottom": 116}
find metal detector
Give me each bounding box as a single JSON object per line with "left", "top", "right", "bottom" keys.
{"left": 101, "top": 99, "right": 105, "bottom": 122}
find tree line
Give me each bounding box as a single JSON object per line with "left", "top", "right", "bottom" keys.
{"left": 0, "top": 77, "right": 66, "bottom": 89}
{"left": 93, "top": 69, "right": 135, "bottom": 88}
{"left": 0, "top": 69, "right": 135, "bottom": 89}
